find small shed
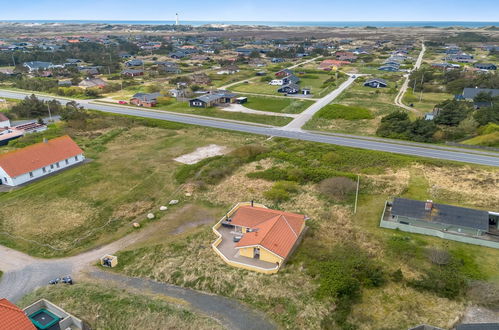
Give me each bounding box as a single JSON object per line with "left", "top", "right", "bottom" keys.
{"left": 100, "top": 255, "right": 118, "bottom": 268}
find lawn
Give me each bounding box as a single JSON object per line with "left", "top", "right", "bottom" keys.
{"left": 304, "top": 78, "right": 403, "bottom": 135}
{"left": 154, "top": 100, "right": 293, "bottom": 126}
{"left": 241, "top": 95, "right": 314, "bottom": 114}
{"left": 403, "top": 89, "right": 453, "bottom": 114}
{"left": 107, "top": 137, "right": 499, "bottom": 329}
{"left": 0, "top": 113, "right": 265, "bottom": 257}
{"left": 230, "top": 72, "right": 343, "bottom": 97}
{"left": 18, "top": 282, "right": 222, "bottom": 330}
{"left": 314, "top": 104, "right": 374, "bottom": 120}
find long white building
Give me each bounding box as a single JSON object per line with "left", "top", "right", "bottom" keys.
{"left": 0, "top": 135, "right": 85, "bottom": 186}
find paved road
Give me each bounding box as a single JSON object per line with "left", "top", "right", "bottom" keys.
{"left": 394, "top": 41, "right": 426, "bottom": 112}
{"left": 90, "top": 270, "right": 276, "bottom": 330}
{"left": 0, "top": 219, "right": 276, "bottom": 329}
{"left": 283, "top": 74, "right": 358, "bottom": 130}
{"left": 1, "top": 90, "right": 498, "bottom": 167}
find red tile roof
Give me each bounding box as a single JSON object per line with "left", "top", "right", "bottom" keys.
{"left": 233, "top": 206, "right": 305, "bottom": 259}
{"left": 0, "top": 298, "right": 36, "bottom": 330}
{"left": 0, "top": 113, "right": 9, "bottom": 122}
{"left": 0, "top": 135, "right": 83, "bottom": 178}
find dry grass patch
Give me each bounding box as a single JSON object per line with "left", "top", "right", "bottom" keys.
{"left": 2, "top": 198, "right": 95, "bottom": 238}
{"left": 414, "top": 164, "right": 499, "bottom": 209}
{"left": 349, "top": 282, "right": 464, "bottom": 329}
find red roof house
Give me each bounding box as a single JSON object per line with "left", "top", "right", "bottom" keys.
{"left": 0, "top": 298, "right": 36, "bottom": 330}
{"left": 231, "top": 205, "right": 306, "bottom": 260}
{"left": 0, "top": 135, "right": 85, "bottom": 186}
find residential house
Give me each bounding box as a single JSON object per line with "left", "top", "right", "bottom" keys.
{"left": 474, "top": 63, "right": 497, "bottom": 70}
{"left": 0, "top": 298, "right": 35, "bottom": 330}
{"left": 378, "top": 64, "right": 399, "bottom": 72}
{"left": 121, "top": 68, "right": 144, "bottom": 77}
{"left": 23, "top": 299, "right": 84, "bottom": 329}
{"left": 0, "top": 136, "right": 85, "bottom": 186}
{"left": 170, "top": 51, "right": 188, "bottom": 59}
{"left": 23, "top": 61, "right": 53, "bottom": 72}
{"left": 212, "top": 203, "right": 307, "bottom": 273}
{"left": 0, "top": 112, "right": 10, "bottom": 128}
{"left": 78, "top": 77, "right": 107, "bottom": 89}
{"left": 275, "top": 68, "right": 293, "bottom": 77}
{"left": 384, "top": 198, "right": 494, "bottom": 237}
{"left": 460, "top": 88, "right": 499, "bottom": 101}
{"left": 130, "top": 92, "right": 162, "bottom": 107}
{"left": 217, "top": 65, "right": 240, "bottom": 75}
{"left": 271, "top": 57, "right": 284, "bottom": 63}
{"left": 125, "top": 59, "right": 143, "bottom": 67}
{"left": 78, "top": 66, "right": 100, "bottom": 76}
{"left": 277, "top": 83, "right": 300, "bottom": 94}
{"left": 364, "top": 78, "right": 388, "bottom": 88}
{"left": 189, "top": 91, "right": 239, "bottom": 108}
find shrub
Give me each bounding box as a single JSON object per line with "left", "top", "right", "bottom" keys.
{"left": 409, "top": 261, "right": 468, "bottom": 299}
{"left": 263, "top": 180, "right": 300, "bottom": 203}
{"left": 317, "top": 177, "right": 357, "bottom": 200}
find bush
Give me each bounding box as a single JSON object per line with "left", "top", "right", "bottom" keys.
{"left": 263, "top": 180, "right": 300, "bottom": 203}
{"left": 317, "top": 177, "right": 357, "bottom": 200}
{"left": 409, "top": 261, "right": 468, "bottom": 299}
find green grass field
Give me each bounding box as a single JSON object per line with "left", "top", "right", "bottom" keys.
{"left": 241, "top": 95, "right": 313, "bottom": 114}
{"left": 403, "top": 89, "right": 453, "bottom": 114}
{"left": 314, "top": 104, "right": 374, "bottom": 120}
{"left": 304, "top": 78, "right": 403, "bottom": 135}
{"left": 153, "top": 100, "right": 293, "bottom": 126}
{"left": 0, "top": 114, "right": 264, "bottom": 257}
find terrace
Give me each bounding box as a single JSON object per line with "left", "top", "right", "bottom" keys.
{"left": 213, "top": 225, "right": 279, "bottom": 273}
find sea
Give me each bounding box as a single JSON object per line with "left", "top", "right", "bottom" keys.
{"left": 0, "top": 20, "right": 498, "bottom": 28}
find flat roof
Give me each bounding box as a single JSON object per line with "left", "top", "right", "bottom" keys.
{"left": 392, "top": 198, "right": 489, "bottom": 232}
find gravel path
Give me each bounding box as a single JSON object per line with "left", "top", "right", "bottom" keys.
{"left": 0, "top": 220, "right": 276, "bottom": 330}
{"left": 89, "top": 270, "right": 276, "bottom": 330}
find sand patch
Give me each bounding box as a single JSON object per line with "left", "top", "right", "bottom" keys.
{"left": 174, "top": 144, "right": 229, "bottom": 164}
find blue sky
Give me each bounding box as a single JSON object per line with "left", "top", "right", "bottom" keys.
{"left": 0, "top": 0, "right": 498, "bottom": 21}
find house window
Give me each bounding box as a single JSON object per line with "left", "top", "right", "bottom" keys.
{"left": 65, "top": 159, "right": 69, "bottom": 165}
{"left": 74, "top": 156, "right": 78, "bottom": 161}
{"left": 29, "top": 172, "right": 34, "bottom": 178}
{"left": 50, "top": 164, "right": 54, "bottom": 169}
{"left": 56, "top": 162, "right": 60, "bottom": 168}
{"left": 42, "top": 167, "right": 46, "bottom": 173}
{"left": 3, "top": 177, "right": 6, "bottom": 183}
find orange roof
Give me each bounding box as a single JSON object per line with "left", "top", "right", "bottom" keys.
{"left": 0, "top": 113, "right": 9, "bottom": 122}
{"left": 0, "top": 298, "right": 36, "bottom": 330}
{"left": 233, "top": 206, "right": 305, "bottom": 258}
{"left": 0, "top": 136, "right": 83, "bottom": 178}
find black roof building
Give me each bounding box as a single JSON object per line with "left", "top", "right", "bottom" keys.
{"left": 391, "top": 198, "right": 489, "bottom": 232}
{"left": 462, "top": 88, "right": 499, "bottom": 100}
{"left": 456, "top": 323, "right": 499, "bottom": 330}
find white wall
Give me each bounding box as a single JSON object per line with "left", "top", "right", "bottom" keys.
{"left": 1, "top": 153, "right": 85, "bottom": 186}
{"left": 0, "top": 119, "right": 10, "bottom": 128}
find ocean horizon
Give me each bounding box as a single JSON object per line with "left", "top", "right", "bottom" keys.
{"left": 0, "top": 20, "right": 498, "bottom": 28}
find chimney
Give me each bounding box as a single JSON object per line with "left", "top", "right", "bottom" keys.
{"left": 425, "top": 200, "right": 433, "bottom": 211}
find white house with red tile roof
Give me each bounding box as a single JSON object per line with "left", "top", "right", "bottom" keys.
{"left": 0, "top": 135, "right": 85, "bottom": 186}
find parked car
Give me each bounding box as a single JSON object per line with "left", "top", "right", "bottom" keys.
{"left": 49, "top": 278, "right": 60, "bottom": 285}
{"left": 233, "top": 235, "right": 242, "bottom": 242}
{"left": 118, "top": 100, "right": 127, "bottom": 104}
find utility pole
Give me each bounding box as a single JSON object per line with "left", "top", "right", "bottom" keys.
{"left": 47, "top": 102, "right": 53, "bottom": 122}
{"left": 11, "top": 52, "right": 16, "bottom": 67}
{"left": 354, "top": 175, "right": 360, "bottom": 214}
{"left": 419, "top": 71, "right": 424, "bottom": 102}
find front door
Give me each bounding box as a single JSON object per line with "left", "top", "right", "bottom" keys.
{"left": 253, "top": 247, "right": 260, "bottom": 259}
